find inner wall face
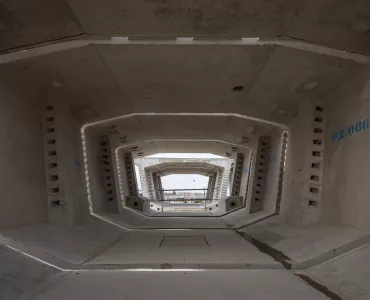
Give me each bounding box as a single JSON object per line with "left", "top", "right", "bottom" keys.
{"left": 80, "top": 116, "right": 286, "bottom": 220}
{"left": 1, "top": 40, "right": 369, "bottom": 231}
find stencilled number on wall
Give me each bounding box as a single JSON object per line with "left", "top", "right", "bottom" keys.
{"left": 332, "top": 118, "right": 370, "bottom": 141}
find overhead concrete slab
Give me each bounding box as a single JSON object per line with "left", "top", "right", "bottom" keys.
{"left": 0, "top": 0, "right": 82, "bottom": 52}
{"left": 287, "top": 0, "right": 370, "bottom": 55}
{"left": 95, "top": 44, "right": 274, "bottom": 115}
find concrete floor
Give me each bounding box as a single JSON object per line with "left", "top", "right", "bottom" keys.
{"left": 2, "top": 217, "right": 370, "bottom": 299}
{"left": 32, "top": 270, "right": 329, "bottom": 300}
{"left": 84, "top": 230, "right": 280, "bottom": 269}
{"left": 302, "top": 243, "right": 370, "bottom": 300}
{"left": 241, "top": 216, "right": 370, "bottom": 263}
{"left": 97, "top": 211, "right": 229, "bottom": 229}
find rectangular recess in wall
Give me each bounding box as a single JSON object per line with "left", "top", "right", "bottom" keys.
{"left": 309, "top": 187, "right": 319, "bottom": 194}
{"left": 48, "top": 150, "right": 57, "bottom": 156}
{"left": 49, "top": 175, "right": 59, "bottom": 181}
{"left": 49, "top": 162, "right": 58, "bottom": 168}
{"left": 310, "top": 175, "right": 319, "bottom": 181}
{"left": 315, "top": 117, "right": 323, "bottom": 123}
{"left": 315, "top": 107, "right": 324, "bottom": 112}
{"left": 309, "top": 200, "right": 318, "bottom": 206}
{"left": 313, "top": 140, "right": 322, "bottom": 145}
{"left": 311, "top": 162, "right": 320, "bottom": 169}
{"left": 314, "top": 128, "right": 323, "bottom": 134}
{"left": 47, "top": 139, "right": 56, "bottom": 145}
{"left": 312, "top": 151, "right": 321, "bottom": 157}
{"left": 47, "top": 128, "right": 55, "bottom": 133}
{"left": 46, "top": 106, "right": 54, "bottom": 111}
{"left": 51, "top": 187, "right": 59, "bottom": 194}
{"left": 46, "top": 116, "right": 54, "bottom": 122}
{"left": 52, "top": 200, "right": 61, "bottom": 206}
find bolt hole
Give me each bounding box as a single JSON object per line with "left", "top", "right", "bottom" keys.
{"left": 232, "top": 85, "right": 244, "bottom": 92}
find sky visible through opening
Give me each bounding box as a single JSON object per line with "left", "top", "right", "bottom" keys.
{"left": 135, "top": 153, "right": 223, "bottom": 191}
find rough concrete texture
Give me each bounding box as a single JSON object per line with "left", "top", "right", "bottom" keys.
{"left": 241, "top": 216, "right": 369, "bottom": 263}
{"left": 84, "top": 229, "right": 280, "bottom": 268}
{"left": 96, "top": 210, "right": 229, "bottom": 229}
{"left": 0, "top": 244, "right": 60, "bottom": 300}
{"left": 1, "top": 1, "right": 370, "bottom": 299}
{"left": 323, "top": 70, "right": 370, "bottom": 229}
{"left": 0, "top": 68, "right": 47, "bottom": 229}
{"left": 303, "top": 244, "right": 370, "bottom": 300}
{"left": 31, "top": 270, "right": 329, "bottom": 300}
{"left": 2, "top": 0, "right": 369, "bottom": 53}
{"left": 1, "top": 217, "right": 125, "bottom": 264}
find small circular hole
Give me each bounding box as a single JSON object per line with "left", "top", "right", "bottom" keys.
{"left": 133, "top": 202, "right": 138, "bottom": 207}
{"left": 232, "top": 85, "right": 244, "bottom": 92}
{"left": 231, "top": 201, "right": 236, "bottom": 207}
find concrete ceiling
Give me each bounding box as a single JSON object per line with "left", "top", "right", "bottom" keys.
{"left": 144, "top": 162, "right": 224, "bottom": 176}
{"left": 1, "top": 0, "right": 369, "bottom": 54}
{"left": 4, "top": 43, "right": 367, "bottom": 126}
{"left": 1, "top": 0, "right": 370, "bottom": 151}
{"left": 117, "top": 139, "right": 250, "bottom": 159}
{"left": 90, "top": 115, "right": 280, "bottom": 155}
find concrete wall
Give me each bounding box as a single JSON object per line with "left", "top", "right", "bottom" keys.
{"left": 322, "top": 71, "right": 370, "bottom": 229}
{"left": 45, "top": 97, "right": 89, "bottom": 227}
{"left": 263, "top": 132, "right": 283, "bottom": 213}
{"left": 239, "top": 149, "right": 252, "bottom": 200}
{"left": 0, "top": 74, "right": 47, "bottom": 229}
{"left": 281, "top": 99, "right": 325, "bottom": 226}
{"left": 85, "top": 129, "right": 109, "bottom": 213}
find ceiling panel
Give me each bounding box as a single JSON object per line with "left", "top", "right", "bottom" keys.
{"left": 0, "top": 0, "right": 82, "bottom": 51}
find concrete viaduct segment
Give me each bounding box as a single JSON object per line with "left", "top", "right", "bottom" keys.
{"left": 0, "top": 1, "right": 370, "bottom": 299}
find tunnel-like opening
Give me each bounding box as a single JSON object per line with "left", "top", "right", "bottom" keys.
{"left": 1, "top": 12, "right": 370, "bottom": 297}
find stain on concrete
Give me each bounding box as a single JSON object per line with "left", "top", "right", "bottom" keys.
{"left": 185, "top": 0, "right": 240, "bottom": 33}
{"left": 160, "top": 263, "right": 172, "bottom": 269}
{"left": 0, "top": 3, "right": 17, "bottom": 30}
{"left": 147, "top": 0, "right": 182, "bottom": 22}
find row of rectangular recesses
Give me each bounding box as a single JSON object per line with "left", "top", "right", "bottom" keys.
{"left": 231, "top": 153, "right": 244, "bottom": 196}
{"left": 276, "top": 132, "right": 288, "bottom": 210}
{"left": 100, "top": 139, "right": 115, "bottom": 202}
{"left": 44, "top": 105, "right": 61, "bottom": 207}
{"left": 307, "top": 106, "right": 325, "bottom": 207}
{"left": 255, "top": 139, "right": 268, "bottom": 204}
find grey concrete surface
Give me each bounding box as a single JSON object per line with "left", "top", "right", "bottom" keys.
{"left": 302, "top": 244, "right": 370, "bottom": 300}
{"left": 1, "top": 217, "right": 125, "bottom": 264}
{"left": 323, "top": 71, "right": 370, "bottom": 229}
{"left": 96, "top": 211, "right": 229, "bottom": 229}
{"left": 241, "top": 216, "right": 369, "bottom": 263}
{"left": 1, "top": 1, "right": 370, "bottom": 299}
{"left": 0, "top": 244, "right": 60, "bottom": 300}
{"left": 2, "top": 0, "right": 369, "bottom": 54}
{"left": 0, "top": 68, "right": 47, "bottom": 229}
{"left": 84, "top": 229, "right": 280, "bottom": 268}
{"left": 32, "top": 269, "right": 329, "bottom": 300}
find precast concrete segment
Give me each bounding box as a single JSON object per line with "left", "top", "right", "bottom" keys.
{"left": 1, "top": 37, "right": 370, "bottom": 64}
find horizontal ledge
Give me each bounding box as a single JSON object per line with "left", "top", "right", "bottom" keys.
{"left": 1, "top": 36, "right": 369, "bottom": 65}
